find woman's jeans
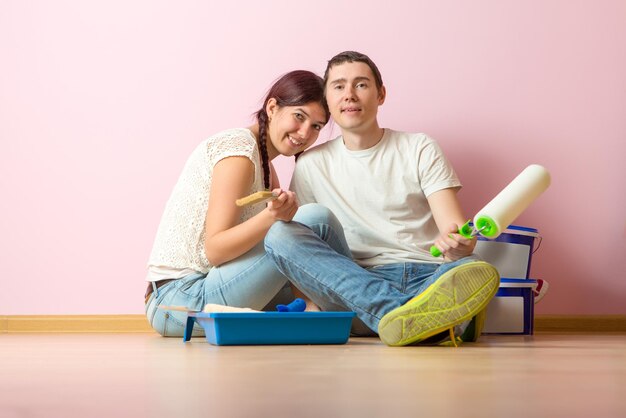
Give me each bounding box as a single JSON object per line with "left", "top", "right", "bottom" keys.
{"left": 264, "top": 204, "right": 480, "bottom": 335}
{"left": 145, "top": 240, "right": 290, "bottom": 337}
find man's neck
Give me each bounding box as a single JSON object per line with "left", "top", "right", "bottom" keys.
{"left": 341, "top": 124, "right": 385, "bottom": 151}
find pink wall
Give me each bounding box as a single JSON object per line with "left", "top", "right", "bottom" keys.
{"left": 1, "top": 1, "right": 624, "bottom": 315}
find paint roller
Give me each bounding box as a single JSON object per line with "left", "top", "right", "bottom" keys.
{"left": 430, "top": 164, "right": 551, "bottom": 257}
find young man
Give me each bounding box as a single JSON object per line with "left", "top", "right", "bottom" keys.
{"left": 264, "top": 51, "right": 499, "bottom": 346}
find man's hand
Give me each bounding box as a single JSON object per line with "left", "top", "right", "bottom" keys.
{"left": 433, "top": 223, "right": 477, "bottom": 261}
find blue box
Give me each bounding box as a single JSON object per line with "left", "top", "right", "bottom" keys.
{"left": 474, "top": 225, "right": 540, "bottom": 279}
{"left": 473, "top": 224, "right": 542, "bottom": 335}
{"left": 482, "top": 278, "right": 536, "bottom": 335}
{"left": 183, "top": 311, "right": 356, "bottom": 345}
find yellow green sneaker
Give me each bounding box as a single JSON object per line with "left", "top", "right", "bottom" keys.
{"left": 459, "top": 308, "right": 487, "bottom": 342}
{"left": 378, "top": 261, "right": 499, "bottom": 347}
{"left": 414, "top": 309, "right": 487, "bottom": 346}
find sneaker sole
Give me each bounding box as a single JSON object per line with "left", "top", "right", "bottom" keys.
{"left": 378, "top": 261, "right": 499, "bottom": 346}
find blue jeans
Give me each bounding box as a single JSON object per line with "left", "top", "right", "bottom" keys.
{"left": 264, "top": 204, "right": 480, "bottom": 334}
{"left": 145, "top": 241, "right": 290, "bottom": 337}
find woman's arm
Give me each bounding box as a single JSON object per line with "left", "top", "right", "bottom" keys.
{"left": 427, "top": 188, "right": 476, "bottom": 261}
{"left": 204, "top": 156, "right": 297, "bottom": 266}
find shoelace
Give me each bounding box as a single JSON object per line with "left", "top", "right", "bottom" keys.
{"left": 449, "top": 327, "right": 458, "bottom": 347}
{"left": 438, "top": 327, "right": 462, "bottom": 347}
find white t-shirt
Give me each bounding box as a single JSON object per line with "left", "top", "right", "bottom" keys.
{"left": 147, "top": 128, "right": 265, "bottom": 281}
{"left": 291, "top": 129, "right": 461, "bottom": 267}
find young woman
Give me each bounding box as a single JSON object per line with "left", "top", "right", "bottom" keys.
{"left": 145, "top": 70, "right": 329, "bottom": 336}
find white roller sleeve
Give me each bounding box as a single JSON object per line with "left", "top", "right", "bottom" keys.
{"left": 474, "top": 164, "right": 551, "bottom": 238}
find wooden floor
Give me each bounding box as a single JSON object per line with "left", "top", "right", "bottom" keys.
{"left": 1, "top": 333, "right": 625, "bottom": 418}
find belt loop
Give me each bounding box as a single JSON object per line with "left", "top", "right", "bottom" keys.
{"left": 152, "top": 281, "right": 159, "bottom": 298}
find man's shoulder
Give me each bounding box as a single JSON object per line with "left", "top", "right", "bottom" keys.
{"left": 384, "top": 129, "right": 435, "bottom": 150}
{"left": 386, "top": 129, "right": 430, "bottom": 142}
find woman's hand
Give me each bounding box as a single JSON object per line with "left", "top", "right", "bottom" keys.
{"left": 266, "top": 188, "right": 298, "bottom": 222}
{"left": 433, "top": 223, "right": 477, "bottom": 261}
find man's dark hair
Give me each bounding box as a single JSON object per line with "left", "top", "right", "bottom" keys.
{"left": 323, "top": 51, "right": 384, "bottom": 90}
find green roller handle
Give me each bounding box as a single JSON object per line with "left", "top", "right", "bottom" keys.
{"left": 430, "top": 220, "right": 474, "bottom": 257}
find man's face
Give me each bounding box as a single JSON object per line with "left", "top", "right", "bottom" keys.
{"left": 325, "top": 61, "right": 385, "bottom": 133}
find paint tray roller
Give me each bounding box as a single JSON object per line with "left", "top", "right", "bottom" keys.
{"left": 430, "top": 164, "right": 551, "bottom": 257}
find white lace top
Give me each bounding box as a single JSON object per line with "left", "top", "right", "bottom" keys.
{"left": 147, "top": 128, "right": 265, "bottom": 281}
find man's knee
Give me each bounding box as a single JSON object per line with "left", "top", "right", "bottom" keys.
{"left": 265, "top": 221, "right": 289, "bottom": 251}
{"left": 293, "top": 203, "right": 337, "bottom": 227}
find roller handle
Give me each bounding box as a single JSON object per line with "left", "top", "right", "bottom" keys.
{"left": 430, "top": 220, "right": 474, "bottom": 257}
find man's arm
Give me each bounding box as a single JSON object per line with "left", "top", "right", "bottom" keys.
{"left": 427, "top": 188, "right": 476, "bottom": 261}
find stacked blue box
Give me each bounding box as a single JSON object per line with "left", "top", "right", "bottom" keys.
{"left": 473, "top": 225, "right": 541, "bottom": 335}
{"left": 483, "top": 278, "right": 537, "bottom": 334}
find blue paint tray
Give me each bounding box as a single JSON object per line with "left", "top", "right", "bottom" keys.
{"left": 183, "top": 311, "right": 356, "bottom": 345}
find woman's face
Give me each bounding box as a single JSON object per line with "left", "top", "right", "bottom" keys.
{"left": 265, "top": 99, "right": 327, "bottom": 157}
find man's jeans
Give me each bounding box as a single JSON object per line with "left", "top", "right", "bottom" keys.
{"left": 264, "top": 204, "right": 479, "bottom": 334}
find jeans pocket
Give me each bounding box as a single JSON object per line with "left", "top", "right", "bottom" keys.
{"left": 156, "top": 311, "right": 188, "bottom": 337}
{"left": 161, "top": 312, "right": 170, "bottom": 336}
